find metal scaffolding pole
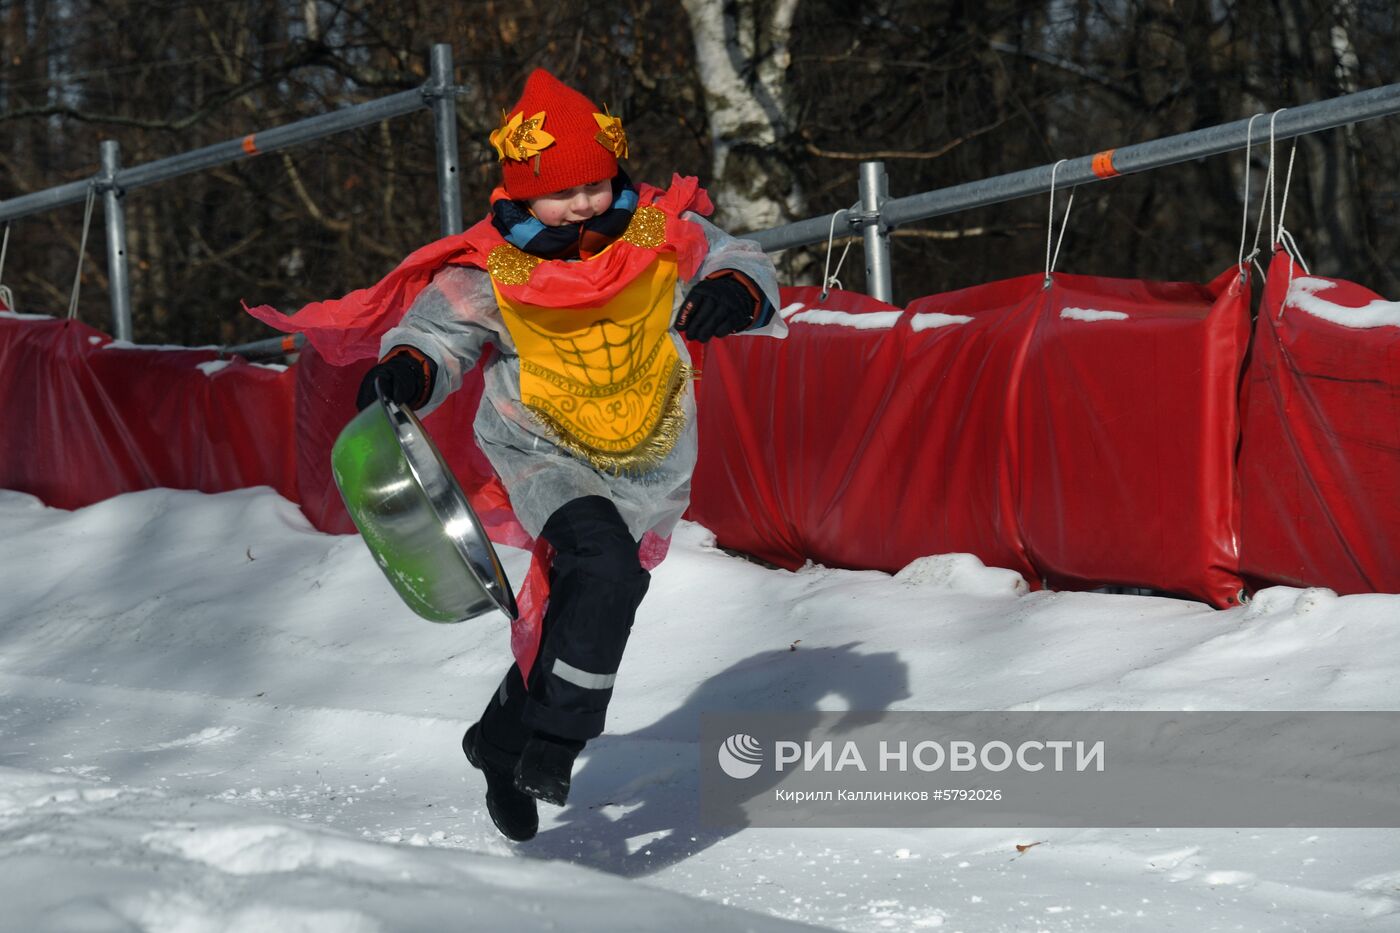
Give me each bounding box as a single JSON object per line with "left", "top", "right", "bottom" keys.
{"left": 429, "top": 43, "right": 464, "bottom": 237}
{"left": 0, "top": 89, "right": 427, "bottom": 224}
{"left": 0, "top": 44, "right": 450, "bottom": 347}
{"left": 749, "top": 81, "right": 1400, "bottom": 256}
{"left": 220, "top": 333, "right": 305, "bottom": 360}
{"left": 858, "top": 161, "right": 892, "bottom": 303}
{"left": 99, "top": 141, "right": 132, "bottom": 341}
{"left": 6, "top": 60, "right": 1398, "bottom": 355}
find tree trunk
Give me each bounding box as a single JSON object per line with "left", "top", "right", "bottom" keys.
{"left": 679, "top": 0, "right": 805, "bottom": 235}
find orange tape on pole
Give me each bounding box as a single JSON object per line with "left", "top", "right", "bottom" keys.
{"left": 1091, "top": 149, "right": 1119, "bottom": 178}
{"left": 281, "top": 336, "right": 297, "bottom": 353}
{"left": 242, "top": 134, "right": 260, "bottom": 156}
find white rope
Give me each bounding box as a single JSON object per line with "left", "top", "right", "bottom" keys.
{"left": 1264, "top": 108, "right": 1306, "bottom": 251}
{"left": 1267, "top": 109, "right": 1285, "bottom": 247}
{"left": 1280, "top": 228, "right": 1310, "bottom": 275}
{"left": 1249, "top": 156, "right": 1273, "bottom": 267}
{"left": 1044, "top": 158, "right": 1075, "bottom": 286}
{"left": 1274, "top": 133, "right": 1304, "bottom": 290}
{"left": 1277, "top": 227, "right": 1311, "bottom": 318}
{"left": 1261, "top": 108, "right": 1309, "bottom": 313}
{"left": 1269, "top": 108, "right": 1301, "bottom": 264}
{"left": 1248, "top": 109, "right": 1291, "bottom": 283}
{"left": 819, "top": 206, "right": 854, "bottom": 301}
{"left": 1238, "top": 113, "right": 1264, "bottom": 277}
{"left": 67, "top": 184, "right": 97, "bottom": 321}
{"left": 1276, "top": 136, "right": 1299, "bottom": 245}
{"left": 0, "top": 222, "right": 11, "bottom": 312}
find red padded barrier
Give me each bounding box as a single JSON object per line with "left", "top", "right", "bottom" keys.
{"left": 690, "top": 275, "right": 1250, "bottom": 606}
{"left": 292, "top": 347, "right": 370, "bottom": 534}
{"left": 899, "top": 276, "right": 1048, "bottom": 587}
{"left": 1239, "top": 251, "right": 1400, "bottom": 594}
{"left": 8, "top": 253, "right": 1394, "bottom": 605}
{"left": 1017, "top": 269, "right": 1251, "bottom": 606}
{"left": 689, "top": 283, "right": 1042, "bottom": 581}
{"left": 0, "top": 316, "right": 296, "bottom": 508}
{"left": 687, "top": 287, "right": 933, "bottom": 572}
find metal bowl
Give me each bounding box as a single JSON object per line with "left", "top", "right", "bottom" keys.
{"left": 331, "top": 392, "right": 518, "bottom": 623}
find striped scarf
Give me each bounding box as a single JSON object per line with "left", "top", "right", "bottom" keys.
{"left": 489, "top": 171, "right": 638, "bottom": 261}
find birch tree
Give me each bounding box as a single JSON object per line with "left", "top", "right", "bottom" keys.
{"left": 679, "top": 0, "right": 805, "bottom": 234}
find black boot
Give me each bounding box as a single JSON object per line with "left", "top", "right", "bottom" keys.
{"left": 514, "top": 733, "right": 583, "bottom": 806}
{"left": 463, "top": 723, "right": 538, "bottom": 842}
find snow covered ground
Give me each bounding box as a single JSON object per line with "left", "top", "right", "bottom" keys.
{"left": 1, "top": 486, "right": 1397, "bottom": 932}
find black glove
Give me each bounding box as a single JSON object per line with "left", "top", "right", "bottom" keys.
{"left": 677, "top": 273, "right": 758, "bottom": 343}
{"left": 355, "top": 348, "right": 436, "bottom": 411}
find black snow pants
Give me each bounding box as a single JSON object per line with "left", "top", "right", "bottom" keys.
{"left": 476, "top": 495, "right": 651, "bottom": 759}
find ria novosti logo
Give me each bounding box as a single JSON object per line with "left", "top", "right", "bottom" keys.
{"left": 716, "top": 733, "right": 1108, "bottom": 780}
{"left": 717, "top": 733, "right": 764, "bottom": 779}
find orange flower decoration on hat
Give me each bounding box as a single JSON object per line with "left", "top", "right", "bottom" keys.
{"left": 593, "top": 105, "right": 628, "bottom": 159}
{"left": 493, "top": 69, "right": 623, "bottom": 199}
{"left": 490, "top": 109, "right": 556, "bottom": 163}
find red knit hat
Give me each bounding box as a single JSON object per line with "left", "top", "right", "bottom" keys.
{"left": 489, "top": 68, "right": 628, "bottom": 201}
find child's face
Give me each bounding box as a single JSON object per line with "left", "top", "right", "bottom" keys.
{"left": 526, "top": 178, "right": 614, "bottom": 226}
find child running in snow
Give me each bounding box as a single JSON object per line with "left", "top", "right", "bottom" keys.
{"left": 346, "top": 69, "right": 785, "bottom": 841}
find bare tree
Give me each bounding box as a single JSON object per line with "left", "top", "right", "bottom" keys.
{"left": 3, "top": 0, "right": 1398, "bottom": 342}
{"left": 679, "top": 0, "right": 805, "bottom": 233}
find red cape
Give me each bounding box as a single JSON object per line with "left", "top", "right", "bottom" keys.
{"left": 243, "top": 176, "right": 713, "bottom": 365}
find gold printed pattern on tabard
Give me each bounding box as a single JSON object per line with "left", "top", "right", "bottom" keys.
{"left": 491, "top": 252, "right": 687, "bottom": 474}
{"left": 526, "top": 360, "right": 694, "bottom": 474}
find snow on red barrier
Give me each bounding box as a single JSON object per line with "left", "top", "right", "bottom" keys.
{"left": 0, "top": 315, "right": 296, "bottom": 509}
{"left": 1239, "top": 250, "right": 1400, "bottom": 594}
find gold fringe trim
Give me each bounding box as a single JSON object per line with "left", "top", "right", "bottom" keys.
{"left": 526, "top": 363, "right": 694, "bottom": 475}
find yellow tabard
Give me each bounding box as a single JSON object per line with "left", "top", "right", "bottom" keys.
{"left": 489, "top": 250, "right": 689, "bottom": 474}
